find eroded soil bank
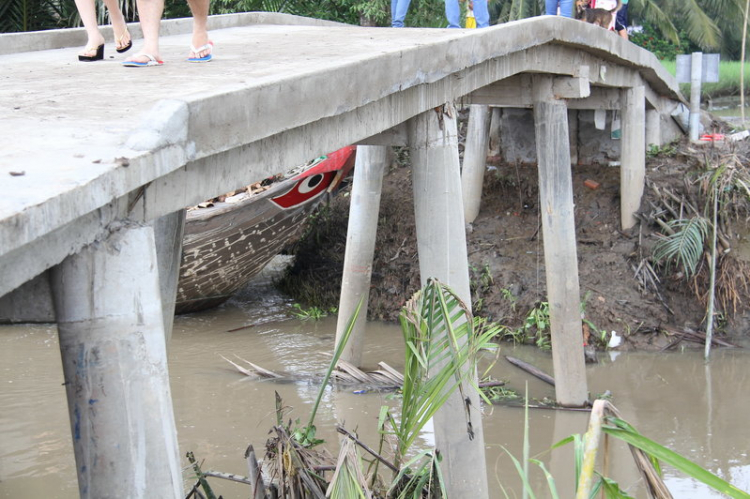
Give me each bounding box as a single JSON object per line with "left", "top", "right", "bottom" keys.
{"left": 279, "top": 117, "right": 750, "bottom": 351}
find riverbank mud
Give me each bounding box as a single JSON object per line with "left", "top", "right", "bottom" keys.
{"left": 279, "top": 114, "right": 750, "bottom": 351}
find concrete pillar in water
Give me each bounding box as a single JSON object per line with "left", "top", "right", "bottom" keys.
{"left": 532, "top": 77, "right": 589, "bottom": 407}
{"left": 335, "top": 146, "right": 388, "bottom": 367}
{"left": 461, "top": 104, "right": 491, "bottom": 224}
{"left": 50, "top": 222, "right": 182, "bottom": 499}
{"left": 646, "top": 108, "right": 661, "bottom": 149}
{"left": 409, "top": 102, "right": 489, "bottom": 498}
{"left": 620, "top": 86, "right": 646, "bottom": 230}
{"left": 151, "top": 209, "right": 185, "bottom": 343}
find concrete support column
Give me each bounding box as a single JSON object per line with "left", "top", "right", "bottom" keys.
{"left": 646, "top": 108, "right": 661, "bottom": 149}
{"left": 152, "top": 209, "right": 185, "bottom": 343}
{"left": 488, "top": 107, "right": 502, "bottom": 157}
{"left": 409, "top": 102, "right": 489, "bottom": 499}
{"left": 620, "top": 86, "right": 646, "bottom": 230}
{"left": 689, "top": 52, "right": 703, "bottom": 142}
{"left": 532, "top": 77, "right": 589, "bottom": 407}
{"left": 50, "top": 223, "right": 182, "bottom": 499}
{"left": 568, "top": 109, "right": 578, "bottom": 166}
{"left": 335, "top": 146, "right": 388, "bottom": 366}
{"left": 461, "top": 104, "right": 491, "bottom": 223}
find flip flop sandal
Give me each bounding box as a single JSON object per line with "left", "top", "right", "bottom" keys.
{"left": 187, "top": 42, "right": 213, "bottom": 63}
{"left": 122, "top": 54, "right": 164, "bottom": 67}
{"left": 115, "top": 32, "right": 133, "bottom": 53}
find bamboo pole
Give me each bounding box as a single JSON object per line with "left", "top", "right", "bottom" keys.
{"left": 705, "top": 186, "right": 719, "bottom": 360}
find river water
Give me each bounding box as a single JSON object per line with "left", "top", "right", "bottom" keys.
{"left": 1, "top": 276, "right": 749, "bottom": 498}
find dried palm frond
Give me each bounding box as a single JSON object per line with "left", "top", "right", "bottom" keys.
{"left": 326, "top": 437, "right": 372, "bottom": 499}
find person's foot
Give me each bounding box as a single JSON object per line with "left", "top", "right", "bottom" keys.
{"left": 79, "top": 35, "right": 105, "bottom": 58}
{"left": 189, "top": 32, "right": 211, "bottom": 59}
{"left": 187, "top": 39, "right": 213, "bottom": 63}
{"left": 122, "top": 53, "right": 163, "bottom": 67}
{"left": 114, "top": 29, "right": 132, "bottom": 53}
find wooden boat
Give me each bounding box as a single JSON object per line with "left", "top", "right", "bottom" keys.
{"left": 0, "top": 147, "right": 356, "bottom": 322}
{"left": 175, "top": 146, "right": 356, "bottom": 314}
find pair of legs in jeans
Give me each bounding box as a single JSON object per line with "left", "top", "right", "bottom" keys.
{"left": 545, "top": 0, "right": 573, "bottom": 17}
{"left": 391, "top": 0, "right": 489, "bottom": 28}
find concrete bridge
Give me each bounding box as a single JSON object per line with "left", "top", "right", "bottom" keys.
{"left": 0, "top": 12, "right": 685, "bottom": 498}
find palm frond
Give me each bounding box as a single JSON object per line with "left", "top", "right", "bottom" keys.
{"left": 652, "top": 217, "right": 709, "bottom": 279}
{"left": 632, "top": 0, "right": 680, "bottom": 45}
{"left": 389, "top": 450, "right": 447, "bottom": 499}
{"left": 0, "top": 0, "right": 75, "bottom": 32}
{"left": 327, "top": 438, "right": 372, "bottom": 499}
{"left": 394, "top": 279, "right": 498, "bottom": 464}
{"left": 678, "top": 0, "right": 722, "bottom": 50}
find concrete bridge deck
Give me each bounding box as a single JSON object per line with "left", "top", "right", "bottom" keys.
{"left": 0, "top": 13, "right": 686, "bottom": 498}
{"left": 0, "top": 13, "right": 683, "bottom": 299}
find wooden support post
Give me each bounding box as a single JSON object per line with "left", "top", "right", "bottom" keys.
{"left": 152, "top": 209, "right": 185, "bottom": 343}
{"left": 335, "top": 146, "right": 387, "bottom": 367}
{"left": 49, "top": 223, "right": 183, "bottom": 499}
{"left": 409, "top": 102, "right": 489, "bottom": 499}
{"left": 533, "top": 76, "right": 589, "bottom": 407}
{"left": 620, "top": 86, "right": 646, "bottom": 230}
{"left": 646, "top": 108, "right": 661, "bottom": 149}
{"left": 461, "top": 104, "right": 491, "bottom": 224}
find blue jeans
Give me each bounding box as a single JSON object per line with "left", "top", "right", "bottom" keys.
{"left": 391, "top": 0, "right": 412, "bottom": 27}
{"left": 445, "top": 0, "right": 489, "bottom": 28}
{"left": 545, "top": 0, "right": 573, "bottom": 17}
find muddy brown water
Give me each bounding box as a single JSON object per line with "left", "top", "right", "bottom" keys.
{"left": 1, "top": 281, "right": 749, "bottom": 498}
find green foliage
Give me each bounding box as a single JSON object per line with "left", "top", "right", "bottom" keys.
{"left": 186, "top": 451, "right": 219, "bottom": 499}
{"left": 327, "top": 438, "right": 371, "bottom": 499}
{"left": 389, "top": 450, "right": 447, "bottom": 498}
{"left": 290, "top": 303, "right": 328, "bottom": 320}
{"left": 660, "top": 59, "right": 750, "bottom": 99}
{"left": 523, "top": 301, "right": 551, "bottom": 349}
{"left": 652, "top": 217, "right": 709, "bottom": 279}
{"left": 295, "top": 297, "right": 363, "bottom": 447}
{"left": 629, "top": 21, "right": 691, "bottom": 60}
{"left": 469, "top": 263, "right": 494, "bottom": 293}
{"left": 483, "top": 383, "right": 520, "bottom": 403}
{"left": 602, "top": 416, "right": 750, "bottom": 499}
{"left": 393, "top": 279, "right": 499, "bottom": 463}
{"left": 646, "top": 142, "right": 678, "bottom": 158}
{"left": 493, "top": 0, "right": 544, "bottom": 24}
{"left": 500, "top": 287, "right": 517, "bottom": 311}
{"left": 0, "top": 0, "right": 77, "bottom": 32}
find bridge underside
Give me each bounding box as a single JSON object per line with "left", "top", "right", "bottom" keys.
{"left": 0, "top": 12, "right": 686, "bottom": 498}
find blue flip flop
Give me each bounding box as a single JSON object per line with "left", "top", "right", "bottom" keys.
{"left": 122, "top": 54, "right": 163, "bottom": 67}
{"left": 188, "top": 42, "right": 213, "bottom": 63}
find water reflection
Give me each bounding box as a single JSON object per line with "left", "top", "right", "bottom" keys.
{"left": 1, "top": 295, "right": 749, "bottom": 498}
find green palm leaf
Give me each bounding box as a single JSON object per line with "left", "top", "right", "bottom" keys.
{"left": 603, "top": 417, "right": 750, "bottom": 499}
{"left": 631, "top": 0, "right": 681, "bottom": 45}
{"left": 652, "top": 216, "right": 709, "bottom": 279}
{"left": 394, "top": 279, "right": 498, "bottom": 465}
{"left": 678, "top": 0, "right": 722, "bottom": 50}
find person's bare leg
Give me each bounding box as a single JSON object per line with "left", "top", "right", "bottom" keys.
{"left": 74, "top": 0, "right": 105, "bottom": 57}
{"left": 187, "top": 0, "right": 211, "bottom": 59}
{"left": 126, "top": 0, "right": 164, "bottom": 62}
{"left": 618, "top": 29, "right": 628, "bottom": 40}
{"left": 101, "top": 0, "right": 131, "bottom": 50}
